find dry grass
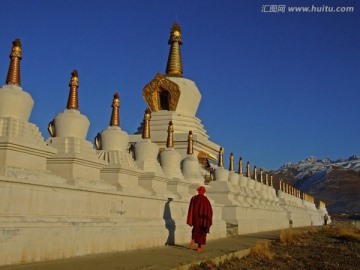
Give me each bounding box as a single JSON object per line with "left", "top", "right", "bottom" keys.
{"left": 279, "top": 229, "right": 302, "bottom": 245}
{"left": 321, "top": 224, "right": 360, "bottom": 242}
{"left": 277, "top": 224, "right": 360, "bottom": 249}
{"left": 187, "top": 259, "right": 217, "bottom": 270}
{"left": 249, "top": 240, "right": 275, "bottom": 261}
{"left": 278, "top": 227, "right": 322, "bottom": 245}
{"left": 186, "top": 223, "right": 360, "bottom": 270}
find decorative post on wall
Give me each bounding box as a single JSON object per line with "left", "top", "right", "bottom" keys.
{"left": 229, "top": 153, "right": 234, "bottom": 171}
{"left": 142, "top": 108, "right": 151, "bottom": 139}
{"left": 238, "top": 157, "right": 243, "bottom": 175}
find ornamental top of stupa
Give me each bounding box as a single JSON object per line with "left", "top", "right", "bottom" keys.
{"left": 142, "top": 22, "right": 201, "bottom": 118}
{"left": 165, "top": 22, "right": 183, "bottom": 77}
{"left": 6, "top": 38, "right": 22, "bottom": 86}
{"left": 132, "top": 22, "right": 220, "bottom": 163}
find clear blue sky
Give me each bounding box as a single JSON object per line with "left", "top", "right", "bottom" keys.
{"left": 0, "top": 0, "right": 359, "bottom": 170}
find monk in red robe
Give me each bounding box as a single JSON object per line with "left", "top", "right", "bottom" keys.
{"left": 187, "top": 186, "right": 213, "bottom": 252}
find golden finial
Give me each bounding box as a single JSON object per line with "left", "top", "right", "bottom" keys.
{"left": 218, "top": 147, "right": 224, "bottom": 167}
{"left": 260, "top": 169, "right": 263, "bottom": 183}
{"left": 187, "top": 131, "right": 193, "bottom": 154}
{"left": 6, "top": 38, "right": 22, "bottom": 86}
{"left": 67, "top": 70, "right": 79, "bottom": 110}
{"left": 165, "top": 22, "right": 183, "bottom": 77}
{"left": 166, "top": 121, "right": 174, "bottom": 148}
{"left": 142, "top": 108, "right": 151, "bottom": 139}
{"left": 246, "top": 161, "right": 251, "bottom": 177}
{"left": 253, "top": 166, "right": 257, "bottom": 181}
{"left": 229, "top": 153, "right": 234, "bottom": 171}
{"left": 110, "top": 92, "right": 120, "bottom": 126}
{"left": 238, "top": 157, "right": 243, "bottom": 175}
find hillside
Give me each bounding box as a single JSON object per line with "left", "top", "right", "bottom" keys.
{"left": 271, "top": 155, "right": 360, "bottom": 215}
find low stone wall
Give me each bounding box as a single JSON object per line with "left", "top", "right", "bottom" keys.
{"left": 0, "top": 175, "right": 226, "bottom": 266}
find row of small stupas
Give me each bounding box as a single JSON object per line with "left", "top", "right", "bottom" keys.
{"left": 0, "top": 23, "right": 329, "bottom": 266}
{"left": 1, "top": 35, "right": 319, "bottom": 202}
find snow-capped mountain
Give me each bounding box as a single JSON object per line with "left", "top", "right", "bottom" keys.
{"left": 272, "top": 155, "right": 360, "bottom": 214}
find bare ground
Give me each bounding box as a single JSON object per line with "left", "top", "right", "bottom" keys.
{"left": 188, "top": 222, "right": 360, "bottom": 270}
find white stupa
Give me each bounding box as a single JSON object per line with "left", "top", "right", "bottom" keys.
{"left": 0, "top": 39, "right": 58, "bottom": 179}
{"left": 94, "top": 92, "right": 145, "bottom": 193}
{"left": 46, "top": 70, "right": 111, "bottom": 189}
{"left": 181, "top": 131, "right": 204, "bottom": 184}
{"left": 129, "top": 22, "right": 220, "bottom": 178}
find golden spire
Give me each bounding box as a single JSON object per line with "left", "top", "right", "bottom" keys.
{"left": 110, "top": 92, "right": 120, "bottom": 126}
{"left": 67, "top": 70, "right": 79, "bottom": 110}
{"left": 238, "top": 157, "right": 243, "bottom": 175}
{"left": 229, "top": 153, "right": 234, "bottom": 171}
{"left": 166, "top": 121, "right": 174, "bottom": 148}
{"left": 142, "top": 108, "right": 151, "bottom": 139}
{"left": 6, "top": 38, "right": 22, "bottom": 86}
{"left": 253, "top": 166, "right": 257, "bottom": 181}
{"left": 238, "top": 157, "right": 243, "bottom": 174}
{"left": 246, "top": 161, "right": 251, "bottom": 177}
{"left": 265, "top": 172, "right": 269, "bottom": 185}
{"left": 165, "top": 22, "right": 183, "bottom": 77}
{"left": 218, "top": 147, "right": 224, "bottom": 167}
{"left": 187, "top": 131, "right": 193, "bottom": 154}
{"left": 260, "top": 169, "right": 263, "bottom": 183}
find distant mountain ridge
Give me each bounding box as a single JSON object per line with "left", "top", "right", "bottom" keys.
{"left": 272, "top": 155, "right": 360, "bottom": 215}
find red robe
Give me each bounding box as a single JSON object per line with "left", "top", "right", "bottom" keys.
{"left": 186, "top": 194, "right": 213, "bottom": 245}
